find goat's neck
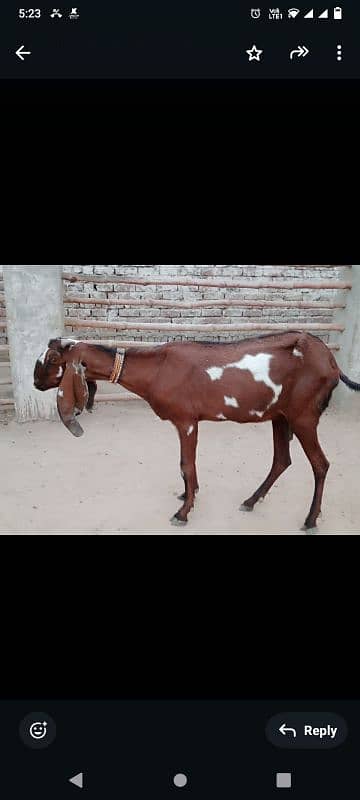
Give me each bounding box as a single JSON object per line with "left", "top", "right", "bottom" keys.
{"left": 119, "top": 348, "right": 160, "bottom": 399}
{"left": 86, "top": 347, "right": 161, "bottom": 400}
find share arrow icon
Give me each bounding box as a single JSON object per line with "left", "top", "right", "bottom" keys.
{"left": 290, "top": 45, "right": 310, "bottom": 60}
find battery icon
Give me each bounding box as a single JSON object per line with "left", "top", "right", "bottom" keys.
{"left": 334, "top": 7, "right": 343, "bottom": 19}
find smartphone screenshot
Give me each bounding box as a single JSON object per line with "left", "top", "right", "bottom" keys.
{"left": 1, "top": 264, "right": 358, "bottom": 535}
{"left": 0, "top": 266, "right": 356, "bottom": 799}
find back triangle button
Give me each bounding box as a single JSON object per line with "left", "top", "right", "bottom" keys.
{"left": 69, "top": 773, "right": 84, "bottom": 789}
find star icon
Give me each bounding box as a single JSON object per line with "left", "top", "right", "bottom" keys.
{"left": 246, "top": 44, "right": 263, "bottom": 61}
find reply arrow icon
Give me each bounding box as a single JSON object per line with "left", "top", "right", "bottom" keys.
{"left": 279, "top": 723, "right": 297, "bottom": 738}
{"left": 16, "top": 45, "right": 31, "bottom": 61}
{"left": 290, "top": 45, "right": 310, "bottom": 60}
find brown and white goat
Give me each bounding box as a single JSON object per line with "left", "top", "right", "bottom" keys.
{"left": 34, "top": 332, "right": 360, "bottom": 532}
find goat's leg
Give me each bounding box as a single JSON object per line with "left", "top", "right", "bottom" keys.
{"left": 178, "top": 483, "right": 199, "bottom": 501}
{"left": 292, "top": 417, "right": 329, "bottom": 532}
{"left": 178, "top": 463, "right": 199, "bottom": 501}
{"left": 86, "top": 380, "right": 97, "bottom": 412}
{"left": 171, "top": 422, "right": 199, "bottom": 526}
{"left": 242, "top": 416, "right": 292, "bottom": 511}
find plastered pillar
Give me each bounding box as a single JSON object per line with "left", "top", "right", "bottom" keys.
{"left": 335, "top": 265, "right": 360, "bottom": 417}
{"left": 3, "top": 265, "right": 64, "bottom": 421}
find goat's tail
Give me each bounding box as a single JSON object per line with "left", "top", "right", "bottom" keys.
{"left": 340, "top": 371, "right": 360, "bottom": 392}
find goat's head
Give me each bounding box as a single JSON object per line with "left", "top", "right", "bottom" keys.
{"left": 34, "top": 339, "right": 72, "bottom": 391}
{"left": 34, "top": 339, "right": 89, "bottom": 437}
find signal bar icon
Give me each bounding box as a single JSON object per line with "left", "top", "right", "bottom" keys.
{"left": 303, "top": 7, "right": 342, "bottom": 19}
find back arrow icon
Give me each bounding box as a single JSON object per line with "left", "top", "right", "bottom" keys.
{"left": 16, "top": 45, "right": 31, "bottom": 61}
{"left": 279, "top": 724, "right": 297, "bottom": 737}
{"left": 69, "top": 773, "right": 84, "bottom": 789}
{"left": 290, "top": 45, "right": 309, "bottom": 60}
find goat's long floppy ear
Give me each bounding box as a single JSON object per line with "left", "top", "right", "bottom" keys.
{"left": 57, "top": 362, "right": 89, "bottom": 438}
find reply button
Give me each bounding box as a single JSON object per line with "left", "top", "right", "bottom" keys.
{"left": 266, "top": 712, "right": 348, "bottom": 749}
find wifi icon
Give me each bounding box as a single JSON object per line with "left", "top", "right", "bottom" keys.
{"left": 288, "top": 8, "right": 300, "bottom": 17}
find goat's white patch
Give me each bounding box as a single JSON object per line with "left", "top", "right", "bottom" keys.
{"left": 38, "top": 349, "right": 48, "bottom": 365}
{"left": 206, "top": 366, "right": 224, "bottom": 381}
{"left": 60, "top": 338, "right": 79, "bottom": 348}
{"left": 206, "top": 352, "right": 283, "bottom": 417}
{"left": 293, "top": 348, "right": 303, "bottom": 358}
{"left": 58, "top": 389, "right": 64, "bottom": 398}
{"left": 216, "top": 413, "right": 227, "bottom": 420}
{"left": 56, "top": 367, "right": 63, "bottom": 378}
{"left": 187, "top": 425, "right": 194, "bottom": 436}
{"left": 72, "top": 361, "right": 86, "bottom": 376}
{"left": 224, "top": 396, "right": 239, "bottom": 408}
{"left": 249, "top": 409, "right": 264, "bottom": 418}
{"left": 228, "top": 353, "right": 283, "bottom": 413}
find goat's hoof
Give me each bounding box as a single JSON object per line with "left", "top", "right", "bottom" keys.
{"left": 241, "top": 504, "right": 254, "bottom": 513}
{"left": 301, "top": 524, "right": 318, "bottom": 535}
{"left": 171, "top": 515, "right": 188, "bottom": 527}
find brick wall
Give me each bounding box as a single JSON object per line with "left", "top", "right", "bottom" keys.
{"left": 63, "top": 265, "right": 348, "bottom": 345}
{"left": 0, "top": 265, "right": 349, "bottom": 347}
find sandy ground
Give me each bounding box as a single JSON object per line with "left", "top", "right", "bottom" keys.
{"left": 0, "top": 401, "right": 359, "bottom": 535}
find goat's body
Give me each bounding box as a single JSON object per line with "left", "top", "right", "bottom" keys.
{"left": 143, "top": 332, "right": 340, "bottom": 428}
{"left": 34, "top": 331, "right": 358, "bottom": 533}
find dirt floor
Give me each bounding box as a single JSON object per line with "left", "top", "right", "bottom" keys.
{"left": 0, "top": 401, "right": 359, "bottom": 535}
